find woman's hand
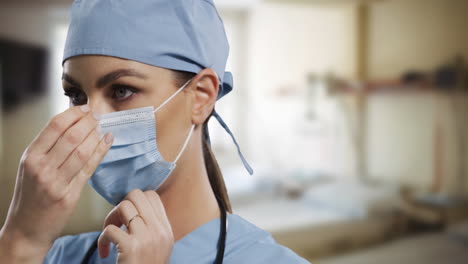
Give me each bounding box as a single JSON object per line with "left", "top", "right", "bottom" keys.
{"left": 98, "top": 189, "right": 174, "bottom": 264}
{"left": 0, "top": 105, "right": 113, "bottom": 262}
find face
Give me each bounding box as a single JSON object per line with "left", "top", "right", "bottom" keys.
{"left": 62, "top": 55, "right": 197, "bottom": 163}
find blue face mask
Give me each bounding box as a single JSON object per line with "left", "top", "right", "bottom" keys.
{"left": 89, "top": 79, "right": 195, "bottom": 205}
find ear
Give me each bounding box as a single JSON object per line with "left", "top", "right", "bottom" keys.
{"left": 190, "top": 68, "right": 219, "bottom": 125}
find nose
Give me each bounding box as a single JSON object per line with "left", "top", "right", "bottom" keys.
{"left": 87, "top": 95, "right": 114, "bottom": 116}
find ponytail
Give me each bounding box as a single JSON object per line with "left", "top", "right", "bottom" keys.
{"left": 202, "top": 115, "right": 232, "bottom": 213}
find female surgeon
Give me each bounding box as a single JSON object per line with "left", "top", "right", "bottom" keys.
{"left": 0, "top": 0, "right": 310, "bottom": 263}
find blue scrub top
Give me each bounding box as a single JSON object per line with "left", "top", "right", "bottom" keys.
{"left": 44, "top": 213, "right": 310, "bottom": 263}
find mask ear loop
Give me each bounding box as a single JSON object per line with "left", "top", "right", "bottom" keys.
{"left": 153, "top": 77, "right": 193, "bottom": 113}
{"left": 149, "top": 77, "right": 195, "bottom": 163}
{"left": 174, "top": 124, "right": 195, "bottom": 163}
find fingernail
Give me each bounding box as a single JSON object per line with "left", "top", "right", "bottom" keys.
{"left": 105, "top": 133, "right": 113, "bottom": 145}
{"left": 80, "top": 104, "right": 90, "bottom": 113}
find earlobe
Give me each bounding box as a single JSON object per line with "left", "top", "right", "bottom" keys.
{"left": 191, "top": 69, "right": 219, "bottom": 125}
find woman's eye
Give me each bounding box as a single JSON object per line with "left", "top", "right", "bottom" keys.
{"left": 111, "top": 85, "right": 137, "bottom": 101}
{"left": 64, "top": 90, "right": 87, "bottom": 106}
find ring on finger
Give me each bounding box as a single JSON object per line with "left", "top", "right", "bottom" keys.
{"left": 126, "top": 214, "right": 141, "bottom": 229}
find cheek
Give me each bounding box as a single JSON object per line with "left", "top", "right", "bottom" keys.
{"left": 154, "top": 100, "right": 190, "bottom": 162}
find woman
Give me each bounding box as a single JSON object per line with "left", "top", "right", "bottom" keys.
{"left": 0, "top": 0, "right": 310, "bottom": 263}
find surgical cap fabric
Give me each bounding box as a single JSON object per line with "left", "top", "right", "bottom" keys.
{"left": 63, "top": 0, "right": 233, "bottom": 99}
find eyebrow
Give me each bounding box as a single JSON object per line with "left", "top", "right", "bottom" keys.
{"left": 61, "top": 68, "right": 148, "bottom": 89}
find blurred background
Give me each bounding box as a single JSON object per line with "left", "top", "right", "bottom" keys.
{"left": 1, "top": 0, "right": 468, "bottom": 263}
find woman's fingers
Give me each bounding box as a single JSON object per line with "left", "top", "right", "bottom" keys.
{"left": 98, "top": 224, "right": 130, "bottom": 258}
{"left": 125, "top": 189, "right": 156, "bottom": 226}
{"left": 68, "top": 132, "right": 113, "bottom": 194}
{"left": 29, "top": 105, "right": 91, "bottom": 155}
{"left": 99, "top": 190, "right": 174, "bottom": 262}
{"left": 57, "top": 126, "right": 101, "bottom": 184}
{"left": 47, "top": 111, "right": 99, "bottom": 168}
{"left": 104, "top": 200, "right": 145, "bottom": 235}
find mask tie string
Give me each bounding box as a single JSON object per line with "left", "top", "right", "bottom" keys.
{"left": 212, "top": 110, "right": 254, "bottom": 175}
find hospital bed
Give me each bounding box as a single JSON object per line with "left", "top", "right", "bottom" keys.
{"left": 230, "top": 176, "right": 404, "bottom": 260}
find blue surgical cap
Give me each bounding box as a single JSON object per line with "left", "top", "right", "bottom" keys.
{"left": 63, "top": 0, "right": 232, "bottom": 99}
{"left": 62, "top": 0, "right": 253, "bottom": 175}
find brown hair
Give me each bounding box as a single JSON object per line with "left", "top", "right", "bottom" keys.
{"left": 171, "top": 70, "right": 232, "bottom": 213}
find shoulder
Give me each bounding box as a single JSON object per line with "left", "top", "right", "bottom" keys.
{"left": 225, "top": 214, "right": 311, "bottom": 264}
{"left": 43, "top": 231, "right": 100, "bottom": 264}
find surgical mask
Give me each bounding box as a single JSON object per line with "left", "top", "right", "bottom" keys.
{"left": 89, "top": 78, "right": 195, "bottom": 205}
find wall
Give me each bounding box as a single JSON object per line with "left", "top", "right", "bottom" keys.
{"left": 367, "top": 0, "right": 468, "bottom": 79}
{"left": 364, "top": 0, "right": 468, "bottom": 196}
{"left": 245, "top": 2, "right": 359, "bottom": 178}
{"left": 366, "top": 92, "right": 468, "bottom": 196}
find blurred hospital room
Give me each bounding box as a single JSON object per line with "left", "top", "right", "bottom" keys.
{"left": 1, "top": 0, "right": 468, "bottom": 263}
